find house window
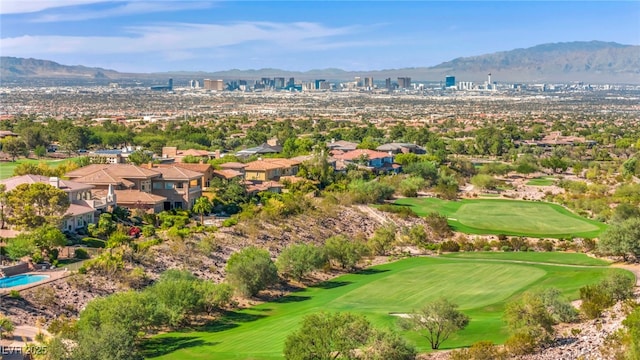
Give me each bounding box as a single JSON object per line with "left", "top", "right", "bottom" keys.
{"left": 176, "top": 182, "right": 184, "bottom": 189}
{"left": 141, "top": 184, "right": 146, "bottom": 191}
{"left": 152, "top": 182, "right": 162, "bottom": 190}
{"left": 164, "top": 182, "right": 174, "bottom": 190}
{"left": 77, "top": 218, "right": 83, "bottom": 227}
{"left": 174, "top": 201, "right": 183, "bottom": 209}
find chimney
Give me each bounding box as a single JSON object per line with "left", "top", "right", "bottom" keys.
{"left": 214, "top": 150, "right": 221, "bottom": 159}
{"left": 49, "top": 177, "right": 60, "bottom": 188}
{"left": 147, "top": 162, "right": 153, "bottom": 169}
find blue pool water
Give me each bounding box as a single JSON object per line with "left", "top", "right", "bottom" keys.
{"left": 0, "top": 274, "right": 49, "bottom": 288}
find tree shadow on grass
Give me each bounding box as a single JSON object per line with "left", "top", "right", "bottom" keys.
{"left": 271, "top": 295, "right": 311, "bottom": 303}
{"left": 312, "top": 280, "right": 352, "bottom": 289}
{"left": 141, "top": 337, "right": 219, "bottom": 358}
{"left": 199, "top": 310, "right": 268, "bottom": 333}
{"left": 355, "top": 268, "right": 389, "bottom": 275}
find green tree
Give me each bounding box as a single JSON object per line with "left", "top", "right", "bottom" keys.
{"left": 284, "top": 312, "right": 372, "bottom": 360}
{"left": 597, "top": 217, "right": 640, "bottom": 261}
{"left": 225, "top": 246, "right": 278, "bottom": 297}
{"left": 34, "top": 144, "right": 47, "bottom": 158}
{"left": 504, "top": 291, "right": 557, "bottom": 354}
{"left": 193, "top": 196, "right": 213, "bottom": 225}
{"left": 31, "top": 224, "right": 67, "bottom": 258}
{"left": 399, "top": 298, "right": 470, "bottom": 350}
{"left": 1, "top": 137, "right": 28, "bottom": 161}
{"left": 5, "top": 234, "right": 36, "bottom": 260}
{"left": 276, "top": 243, "right": 327, "bottom": 281}
{"left": 471, "top": 174, "right": 499, "bottom": 191}
{"left": 368, "top": 223, "right": 397, "bottom": 256}
{"left": 127, "top": 149, "right": 153, "bottom": 166}
{"left": 325, "top": 235, "right": 368, "bottom": 270}
{"left": 0, "top": 184, "right": 6, "bottom": 229}
{"left": 6, "top": 183, "right": 70, "bottom": 228}
{"left": 0, "top": 316, "right": 15, "bottom": 339}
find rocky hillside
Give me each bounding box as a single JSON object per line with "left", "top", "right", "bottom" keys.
{"left": 0, "top": 56, "right": 122, "bottom": 79}
{"left": 430, "top": 41, "right": 640, "bottom": 83}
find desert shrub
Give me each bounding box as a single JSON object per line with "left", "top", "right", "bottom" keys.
{"left": 81, "top": 237, "right": 106, "bottom": 248}
{"left": 368, "top": 224, "right": 397, "bottom": 256}
{"left": 398, "top": 176, "right": 427, "bottom": 197}
{"left": 348, "top": 179, "right": 395, "bottom": 204}
{"left": 74, "top": 248, "right": 89, "bottom": 259}
{"left": 225, "top": 246, "right": 278, "bottom": 297}
{"left": 222, "top": 217, "right": 238, "bottom": 227}
{"left": 440, "top": 240, "right": 460, "bottom": 253}
{"left": 538, "top": 240, "right": 554, "bottom": 252}
{"left": 377, "top": 204, "right": 417, "bottom": 218}
{"left": 424, "top": 212, "right": 451, "bottom": 238}
{"left": 277, "top": 244, "right": 327, "bottom": 281}
{"left": 324, "top": 235, "right": 369, "bottom": 271}
{"left": 141, "top": 225, "right": 156, "bottom": 237}
{"left": 449, "top": 340, "right": 505, "bottom": 360}
{"left": 9, "top": 290, "right": 21, "bottom": 299}
{"left": 580, "top": 272, "right": 635, "bottom": 319}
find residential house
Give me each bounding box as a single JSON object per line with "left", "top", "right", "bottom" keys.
{"left": 332, "top": 149, "right": 398, "bottom": 172}
{"left": 326, "top": 139, "right": 358, "bottom": 152}
{"left": 244, "top": 158, "right": 300, "bottom": 182}
{"left": 65, "top": 163, "right": 205, "bottom": 212}
{"left": 376, "top": 143, "right": 426, "bottom": 154}
{"left": 161, "top": 147, "right": 218, "bottom": 163}
{"left": 0, "top": 175, "right": 116, "bottom": 232}
{"left": 236, "top": 139, "right": 283, "bottom": 157}
{"left": 151, "top": 165, "right": 203, "bottom": 210}
{"left": 158, "top": 162, "right": 216, "bottom": 189}
{"left": 219, "top": 162, "right": 247, "bottom": 175}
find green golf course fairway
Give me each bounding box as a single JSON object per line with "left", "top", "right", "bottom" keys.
{"left": 144, "top": 256, "right": 627, "bottom": 360}
{"left": 441, "top": 251, "right": 612, "bottom": 266}
{"left": 394, "top": 198, "right": 606, "bottom": 238}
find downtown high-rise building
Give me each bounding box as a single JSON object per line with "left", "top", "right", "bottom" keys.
{"left": 397, "top": 77, "right": 411, "bottom": 89}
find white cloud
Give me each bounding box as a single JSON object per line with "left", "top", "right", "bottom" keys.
{"left": 1, "top": 21, "right": 366, "bottom": 59}
{"left": 0, "top": 0, "right": 107, "bottom": 15}
{"left": 31, "top": 1, "right": 215, "bottom": 22}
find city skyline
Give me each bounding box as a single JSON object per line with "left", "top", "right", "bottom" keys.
{"left": 1, "top": 1, "right": 639, "bottom": 73}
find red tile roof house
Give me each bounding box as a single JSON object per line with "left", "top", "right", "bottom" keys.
{"left": 0, "top": 175, "right": 116, "bottom": 233}
{"left": 66, "top": 164, "right": 204, "bottom": 213}
{"left": 332, "top": 149, "right": 399, "bottom": 173}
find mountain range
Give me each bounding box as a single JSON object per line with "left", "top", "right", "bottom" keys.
{"left": 1, "top": 41, "right": 639, "bottom": 84}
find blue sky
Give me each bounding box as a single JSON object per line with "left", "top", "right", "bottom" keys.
{"left": 1, "top": 1, "right": 638, "bottom": 73}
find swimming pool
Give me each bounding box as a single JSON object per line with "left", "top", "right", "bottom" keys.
{"left": 0, "top": 274, "right": 49, "bottom": 288}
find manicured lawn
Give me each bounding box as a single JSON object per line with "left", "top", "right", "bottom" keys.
{"left": 394, "top": 197, "right": 606, "bottom": 238}
{"left": 0, "top": 157, "right": 81, "bottom": 179}
{"left": 143, "top": 256, "right": 628, "bottom": 359}
{"left": 527, "top": 176, "right": 556, "bottom": 186}
{"left": 440, "top": 251, "right": 612, "bottom": 266}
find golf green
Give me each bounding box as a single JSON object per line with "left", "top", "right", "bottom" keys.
{"left": 144, "top": 256, "right": 627, "bottom": 359}
{"left": 394, "top": 198, "right": 606, "bottom": 238}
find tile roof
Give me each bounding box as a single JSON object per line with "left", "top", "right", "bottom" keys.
{"left": 152, "top": 166, "right": 203, "bottom": 180}
{"left": 213, "top": 169, "right": 243, "bottom": 179}
{"left": 332, "top": 149, "right": 392, "bottom": 161}
{"left": 66, "top": 203, "right": 95, "bottom": 217}
{"left": 114, "top": 190, "right": 166, "bottom": 204}
{"left": 72, "top": 169, "right": 135, "bottom": 188}
{"left": 244, "top": 158, "right": 301, "bottom": 172}
{"left": 0, "top": 174, "right": 93, "bottom": 192}
{"left": 165, "top": 162, "right": 212, "bottom": 173}
{"left": 219, "top": 162, "right": 247, "bottom": 170}
{"left": 66, "top": 164, "right": 161, "bottom": 179}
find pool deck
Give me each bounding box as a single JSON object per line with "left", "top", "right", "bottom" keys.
{"left": 0, "top": 270, "right": 71, "bottom": 295}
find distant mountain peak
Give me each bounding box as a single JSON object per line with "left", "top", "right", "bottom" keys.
{"left": 2, "top": 41, "right": 639, "bottom": 84}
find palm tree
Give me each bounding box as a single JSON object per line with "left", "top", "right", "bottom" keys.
{"left": 193, "top": 196, "right": 213, "bottom": 225}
